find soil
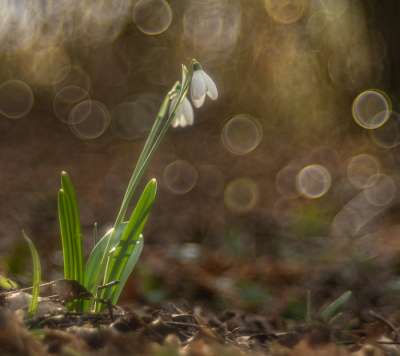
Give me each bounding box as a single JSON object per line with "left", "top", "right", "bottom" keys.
{"left": 1, "top": 300, "right": 400, "bottom": 356}
{"left": 3, "top": 246, "right": 400, "bottom": 356}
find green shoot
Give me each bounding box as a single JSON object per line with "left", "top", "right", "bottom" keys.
{"left": 320, "top": 290, "right": 352, "bottom": 322}
{"left": 58, "top": 171, "right": 85, "bottom": 311}
{"left": 18, "top": 60, "right": 207, "bottom": 313}
{"left": 23, "top": 231, "right": 41, "bottom": 317}
{"left": 58, "top": 171, "right": 84, "bottom": 285}
{"left": 0, "top": 275, "right": 18, "bottom": 290}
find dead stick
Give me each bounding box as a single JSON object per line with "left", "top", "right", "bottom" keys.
{"left": 369, "top": 310, "right": 399, "bottom": 341}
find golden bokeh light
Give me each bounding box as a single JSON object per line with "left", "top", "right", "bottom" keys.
{"left": 54, "top": 66, "right": 91, "bottom": 93}
{"left": 370, "top": 112, "right": 400, "bottom": 149}
{"left": 163, "top": 160, "right": 199, "bottom": 195}
{"left": 183, "top": 0, "right": 241, "bottom": 63}
{"left": 296, "top": 164, "right": 331, "bottom": 199}
{"left": 132, "top": 0, "right": 173, "bottom": 35}
{"left": 364, "top": 174, "right": 397, "bottom": 207}
{"left": 224, "top": 178, "right": 259, "bottom": 214}
{"left": 53, "top": 86, "right": 89, "bottom": 124}
{"left": 221, "top": 114, "right": 263, "bottom": 156}
{"left": 352, "top": 90, "right": 391, "bottom": 130}
{"left": 69, "top": 100, "right": 111, "bottom": 140}
{"left": 347, "top": 154, "right": 380, "bottom": 189}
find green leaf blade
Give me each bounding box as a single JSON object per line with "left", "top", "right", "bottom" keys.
{"left": 58, "top": 189, "right": 73, "bottom": 280}
{"left": 57, "top": 172, "right": 85, "bottom": 311}
{"left": 60, "top": 171, "right": 84, "bottom": 285}
{"left": 110, "top": 234, "right": 144, "bottom": 305}
{"left": 320, "top": 290, "right": 352, "bottom": 322}
{"left": 107, "top": 179, "right": 156, "bottom": 282}
{"left": 96, "top": 179, "right": 157, "bottom": 310}
{"left": 23, "top": 231, "right": 41, "bottom": 317}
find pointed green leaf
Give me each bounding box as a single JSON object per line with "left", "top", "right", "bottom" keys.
{"left": 97, "top": 179, "right": 157, "bottom": 309}
{"left": 57, "top": 172, "right": 84, "bottom": 311}
{"left": 60, "top": 171, "right": 84, "bottom": 285}
{"left": 58, "top": 189, "right": 72, "bottom": 280}
{"left": 107, "top": 179, "right": 156, "bottom": 281}
{"left": 23, "top": 231, "right": 41, "bottom": 317}
{"left": 320, "top": 291, "right": 352, "bottom": 322}
{"left": 0, "top": 275, "right": 18, "bottom": 290}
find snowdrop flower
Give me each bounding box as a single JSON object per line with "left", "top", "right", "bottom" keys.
{"left": 170, "top": 96, "right": 194, "bottom": 128}
{"left": 190, "top": 63, "right": 218, "bottom": 108}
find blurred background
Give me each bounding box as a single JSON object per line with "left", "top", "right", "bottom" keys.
{"left": 1, "top": 0, "right": 400, "bottom": 319}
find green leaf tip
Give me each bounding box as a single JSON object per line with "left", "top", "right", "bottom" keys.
{"left": 149, "top": 178, "right": 157, "bottom": 187}
{"left": 0, "top": 275, "right": 18, "bottom": 290}
{"left": 320, "top": 290, "right": 352, "bottom": 322}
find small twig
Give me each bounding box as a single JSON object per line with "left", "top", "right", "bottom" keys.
{"left": 97, "top": 280, "right": 120, "bottom": 291}
{"left": 164, "top": 321, "right": 200, "bottom": 329}
{"left": 369, "top": 310, "right": 399, "bottom": 341}
{"left": 0, "top": 281, "right": 55, "bottom": 296}
{"left": 171, "top": 313, "right": 193, "bottom": 318}
{"left": 338, "top": 340, "right": 400, "bottom": 346}
{"left": 225, "top": 327, "right": 241, "bottom": 336}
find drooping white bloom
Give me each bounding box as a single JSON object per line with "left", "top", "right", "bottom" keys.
{"left": 170, "top": 96, "right": 194, "bottom": 128}
{"left": 190, "top": 67, "right": 218, "bottom": 108}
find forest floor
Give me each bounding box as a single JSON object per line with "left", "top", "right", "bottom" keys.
{"left": 3, "top": 239, "right": 400, "bottom": 355}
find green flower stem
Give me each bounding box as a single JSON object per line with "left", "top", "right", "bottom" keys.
{"left": 115, "top": 64, "right": 192, "bottom": 226}
{"left": 113, "top": 91, "right": 173, "bottom": 227}
{"left": 114, "top": 62, "right": 193, "bottom": 226}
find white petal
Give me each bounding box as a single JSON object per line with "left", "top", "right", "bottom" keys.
{"left": 192, "top": 93, "right": 206, "bottom": 108}
{"left": 201, "top": 71, "right": 218, "bottom": 100}
{"left": 190, "top": 70, "right": 206, "bottom": 108}
{"left": 179, "top": 114, "right": 187, "bottom": 127}
{"left": 171, "top": 116, "right": 180, "bottom": 127}
{"left": 182, "top": 98, "right": 194, "bottom": 126}
{"left": 171, "top": 100, "right": 183, "bottom": 128}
